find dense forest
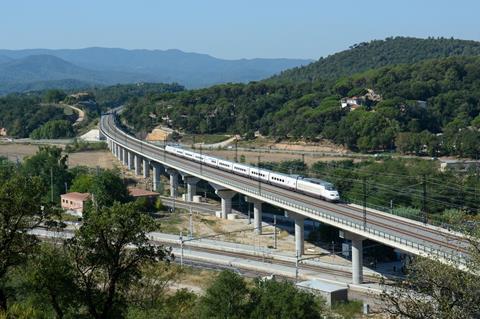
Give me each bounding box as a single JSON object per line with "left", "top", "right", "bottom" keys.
{"left": 269, "top": 37, "right": 480, "bottom": 83}
{"left": 122, "top": 54, "right": 480, "bottom": 157}
{"left": 0, "top": 83, "right": 184, "bottom": 139}
{"left": 0, "top": 95, "right": 72, "bottom": 137}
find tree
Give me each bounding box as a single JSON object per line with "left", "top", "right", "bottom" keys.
{"left": 76, "top": 169, "right": 130, "bottom": 208}
{"left": 21, "top": 146, "right": 71, "bottom": 203}
{"left": 30, "top": 120, "right": 75, "bottom": 139}
{"left": 66, "top": 202, "right": 170, "bottom": 319}
{"left": 249, "top": 279, "right": 324, "bottom": 319}
{"left": 42, "top": 89, "right": 66, "bottom": 103}
{"left": 69, "top": 173, "right": 94, "bottom": 193}
{"left": 198, "top": 270, "right": 250, "bottom": 319}
{"left": 0, "top": 174, "right": 50, "bottom": 311}
{"left": 381, "top": 223, "right": 480, "bottom": 318}
{"left": 16, "top": 244, "right": 78, "bottom": 319}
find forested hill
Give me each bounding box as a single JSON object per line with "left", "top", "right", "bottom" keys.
{"left": 269, "top": 37, "right": 480, "bottom": 83}
{"left": 122, "top": 55, "right": 480, "bottom": 158}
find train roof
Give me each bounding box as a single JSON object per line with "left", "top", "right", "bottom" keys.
{"left": 301, "top": 177, "right": 333, "bottom": 186}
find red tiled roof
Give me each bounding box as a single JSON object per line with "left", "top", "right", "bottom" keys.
{"left": 128, "top": 188, "right": 159, "bottom": 197}
{"left": 61, "top": 192, "right": 90, "bottom": 201}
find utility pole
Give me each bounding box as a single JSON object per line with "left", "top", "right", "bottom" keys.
{"left": 50, "top": 167, "right": 54, "bottom": 203}
{"left": 257, "top": 154, "right": 262, "bottom": 195}
{"left": 180, "top": 231, "right": 184, "bottom": 267}
{"left": 422, "top": 174, "right": 427, "bottom": 223}
{"left": 189, "top": 206, "right": 193, "bottom": 239}
{"left": 363, "top": 176, "right": 367, "bottom": 229}
{"left": 295, "top": 250, "right": 299, "bottom": 282}
{"left": 234, "top": 140, "right": 238, "bottom": 163}
{"left": 200, "top": 144, "right": 203, "bottom": 174}
{"left": 248, "top": 202, "right": 251, "bottom": 224}
{"left": 273, "top": 215, "right": 277, "bottom": 249}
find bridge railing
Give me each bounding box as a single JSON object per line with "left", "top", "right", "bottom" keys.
{"left": 102, "top": 115, "right": 468, "bottom": 266}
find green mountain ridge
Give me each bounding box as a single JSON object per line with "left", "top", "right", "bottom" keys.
{"left": 122, "top": 50, "right": 480, "bottom": 158}
{"left": 269, "top": 37, "right": 480, "bottom": 83}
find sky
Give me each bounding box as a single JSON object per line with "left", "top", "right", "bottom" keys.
{"left": 1, "top": 0, "right": 479, "bottom": 60}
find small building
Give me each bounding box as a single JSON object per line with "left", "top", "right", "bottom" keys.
{"left": 296, "top": 279, "right": 348, "bottom": 307}
{"left": 61, "top": 192, "right": 90, "bottom": 216}
{"left": 0, "top": 128, "right": 7, "bottom": 136}
{"left": 439, "top": 159, "right": 480, "bottom": 172}
{"left": 340, "top": 96, "right": 366, "bottom": 110}
{"left": 128, "top": 188, "right": 160, "bottom": 204}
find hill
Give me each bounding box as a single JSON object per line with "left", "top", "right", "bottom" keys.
{"left": 269, "top": 37, "right": 480, "bottom": 83}
{"left": 0, "top": 48, "right": 311, "bottom": 93}
{"left": 122, "top": 55, "right": 480, "bottom": 158}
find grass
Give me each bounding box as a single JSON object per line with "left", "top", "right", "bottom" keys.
{"left": 157, "top": 212, "right": 186, "bottom": 234}
{"left": 181, "top": 134, "right": 230, "bottom": 145}
{"left": 331, "top": 300, "right": 363, "bottom": 319}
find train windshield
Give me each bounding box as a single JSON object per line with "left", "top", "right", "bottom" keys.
{"left": 325, "top": 185, "right": 335, "bottom": 191}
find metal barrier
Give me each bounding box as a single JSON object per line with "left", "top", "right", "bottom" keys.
{"left": 102, "top": 115, "right": 467, "bottom": 266}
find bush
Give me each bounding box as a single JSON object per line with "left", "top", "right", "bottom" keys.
{"left": 30, "top": 119, "right": 75, "bottom": 139}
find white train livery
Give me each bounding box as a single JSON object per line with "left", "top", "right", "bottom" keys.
{"left": 165, "top": 145, "right": 340, "bottom": 202}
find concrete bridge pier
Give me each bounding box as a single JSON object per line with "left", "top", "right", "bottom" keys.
{"left": 127, "top": 151, "right": 135, "bottom": 170}
{"left": 166, "top": 168, "right": 179, "bottom": 198}
{"left": 115, "top": 144, "right": 120, "bottom": 160}
{"left": 216, "top": 190, "right": 236, "bottom": 219}
{"left": 246, "top": 197, "right": 263, "bottom": 234}
{"left": 143, "top": 159, "right": 150, "bottom": 178}
{"left": 285, "top": 211, "right": 304, "bottom": 257}
{"left": 345, "top": 232, "right": 365, "bottom": 284}
{"left": 134, "top": 154, "right": 142, "bottom": 176}
{"left": 183, "top": 176, "right": 200, "bottom": 202}
{"left": 122, "top": 148, "right": 128, "bottom": 166}
{"left": 152, "top": 163, "right": 163, "bottom": 192}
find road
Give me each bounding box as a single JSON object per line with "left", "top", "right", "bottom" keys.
{"left": 29, "top": 227, "right": 384, "bottom": 290}
{"left": 101, "top": 113, "right": 469, "bottom": 265}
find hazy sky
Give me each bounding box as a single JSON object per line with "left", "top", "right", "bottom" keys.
{"left": 1, "top": 0, "right": 479, "bottom": 59}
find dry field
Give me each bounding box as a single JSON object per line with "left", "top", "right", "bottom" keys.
{"left": 0, "top": 143, "right": 118, "bottom": 169}
{"left": 204, "top": 149, "right": 361, "bottom": 165}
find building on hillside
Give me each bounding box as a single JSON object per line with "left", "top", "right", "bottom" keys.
{"left": 61, "top": 192, "right": 90, "bottom": 216}
{"left": 0, "top": 128, "right": 7, "bottom": 136}
{"left": 416, "top": 100, "right": 427, "bottom": 108}
{"left": 439, "top": 159, "right": 480, "bottom": 172}
{"left": 340, "top": 96, "right": 365, "bottom": 109}
{"left": 128, "top": 187, "right": 160, "bottom": 204}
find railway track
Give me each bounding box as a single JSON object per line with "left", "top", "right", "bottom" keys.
{"left": 103, "top": 114, "right": 470, "bottom": 261}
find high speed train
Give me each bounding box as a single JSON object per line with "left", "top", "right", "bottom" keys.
{"left": 165, "top": 145, "right": 340, "bottom": 202}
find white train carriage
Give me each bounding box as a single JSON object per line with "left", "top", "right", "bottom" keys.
{"left": 249, "top": 167, "right": 270, "bottom": 182}
{"left": 163, "top": 145, "right": 340, "bottom": 202}
{"left": 183, "top": 150, "right": 195, "bottom": 160}
{"left": 296, "top": 177, "right": 340, "bottom": 201}
{"left": 203, "top": 155, "right": 219, "bottom": 167}
{"left": 269, "top": 172, "right": 297, "bottom": 189}
{"left": 194, "top": 153, "right": 204, "bottom": 162}
{"left": 165, "top": 145, "right": 176, "bottom": 154}
{"left": 218, "top": 159, "right": 233, "bottom": 171}
{"left": 232, "top": 163, "right": 250, "bottom": 176}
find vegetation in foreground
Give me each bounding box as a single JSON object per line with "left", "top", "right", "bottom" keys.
{"left": 0, "top": 146, "right": 479, "bottom": 318}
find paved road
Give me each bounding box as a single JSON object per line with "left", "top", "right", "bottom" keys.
{"left": 29, "top": 227, "right": 385, "bottom": 293}
{"left": 101, "top": 113, "right": 470, "bottom": 264}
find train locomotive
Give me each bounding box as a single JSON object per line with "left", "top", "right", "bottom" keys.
{"left": 165, "top": 145, "right": 340, "bottom": 202}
